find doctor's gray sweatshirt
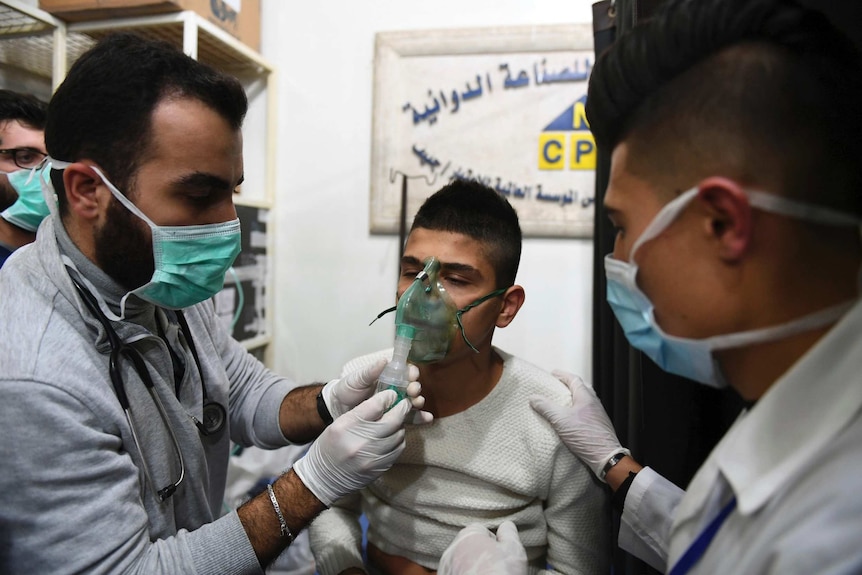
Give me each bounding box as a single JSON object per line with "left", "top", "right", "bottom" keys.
{"left": 0, "top": 216, "right": 298, "bottom": 574}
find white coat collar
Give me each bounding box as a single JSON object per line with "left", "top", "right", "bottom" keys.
{"left": 672, "top": 298, "right": 862, "bottom": 528}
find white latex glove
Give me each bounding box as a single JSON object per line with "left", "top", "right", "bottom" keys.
{"left": 529, "top": 370, "right": 629, "bottom": 481}
{"left": 293, "top": 390, "right": 412, "bottom": 506}
{"left": 438, "top": 521, "right": 527, "bottom": 575}
{"left": 322, "top": 358, "right": 427, "bottom": 419}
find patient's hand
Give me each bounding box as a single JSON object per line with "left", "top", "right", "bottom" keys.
{"left": 367, "top": 541, "right": 435, "bottom": 575}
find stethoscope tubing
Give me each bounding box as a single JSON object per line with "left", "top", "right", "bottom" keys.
{"left": 69, "top": 275, "right": 219, "bottom": 500}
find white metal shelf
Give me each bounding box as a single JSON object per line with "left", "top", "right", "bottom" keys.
{"left": 0, "top": 0, "right": 66, "bottom": 89}
{"left": 63, "top": 11, "right": 278, "bottom": 208}
{"left": 67, "top": 11, "right": 272, "bottom": 81}
{"left": 0, "top": 1, "right": 277, "bottom": 356}
{"left": 0, "top": 5, "right": 276, "bottom": 207}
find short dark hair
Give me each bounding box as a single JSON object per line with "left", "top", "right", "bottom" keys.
{"left": 411, "top": 178, "right": 522, "bottom": 288}
{"left": 586, "top": 0, "right": 862, "bottom": 215}
{"left": 46, "top": 32, "right": 248, "bottom": 209}
{"left": 0, "top": 89, "right": 47, "bottom": 130}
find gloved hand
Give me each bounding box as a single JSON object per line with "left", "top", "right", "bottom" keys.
{"left": 529, "top": 370, "right": 629, "bottom": 481}
{"left": 322, "top": 358, "right": 426, "bottom": 420}
{"left": 438, "top": 521, "right": 527, "bottom": 575}
{"left": 293, "top": 390, "right": 412, "bottom": 506}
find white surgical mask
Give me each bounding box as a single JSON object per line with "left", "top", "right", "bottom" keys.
{"left": 605, "top": 186, "right": 860, "bottom": 388}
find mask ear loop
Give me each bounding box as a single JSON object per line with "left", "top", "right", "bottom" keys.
{"left": 20, "top": 158, "right": 45, "bottom": 185}
{"left": 41, "top": 160, "right": 64, "bottom": 221}
{"left": 455, "top": 287, "right": 509, "bottom": 353}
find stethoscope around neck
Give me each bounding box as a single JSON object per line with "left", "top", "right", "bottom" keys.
{"left": 69, "top": 276, "right": 226, "bottom": 501}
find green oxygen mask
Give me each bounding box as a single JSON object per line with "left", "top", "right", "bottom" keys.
{"left": 372, "top": 257, "right": 455, "bottom": 407}
{"left": 370, "top": 256, "right": 510, "bottom": 365}
{"left": 397, "top": 256, "right": 459, "bottom": 364}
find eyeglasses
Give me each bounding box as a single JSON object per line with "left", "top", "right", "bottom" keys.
{"left": 0, "top": 147, "right": 47, "bottom": 169}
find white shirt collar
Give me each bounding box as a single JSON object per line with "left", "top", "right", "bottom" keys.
{"left": 674, "top": 298, "right": 862, "bottom": 525}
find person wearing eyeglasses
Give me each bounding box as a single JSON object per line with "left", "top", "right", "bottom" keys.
{"left": 0, "top": 33, "right": 432, "bottom": 574}
{"left": 0, "top": 88, "right": 48, "bottom": 268}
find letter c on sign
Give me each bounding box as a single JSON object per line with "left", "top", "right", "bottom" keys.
{"left": 543, "top": 140, "right": 563, "bottom": 164}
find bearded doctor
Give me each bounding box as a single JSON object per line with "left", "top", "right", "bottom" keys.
{"left": 0, "top": 32, "right": 431, "bottom": 574}
{"left": 439, "top": 0, "right": 862, "bottom": 573}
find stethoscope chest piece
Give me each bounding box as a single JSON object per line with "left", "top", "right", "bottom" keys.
{"left": 199, "top": 401, "right": 227, "bottom": 436}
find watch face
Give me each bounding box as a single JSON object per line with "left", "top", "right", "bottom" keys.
{"left": 201, "top": 401, "right": 226, "bottom": 435}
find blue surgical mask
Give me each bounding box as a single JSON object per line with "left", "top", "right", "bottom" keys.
{"left": 85, "top": 164, "right": 241, "bottom": 311}
{"left": 1, "top": 163, "right": 51, "bottom": 232}
{"left": 605, "top": 186, "right": 860, "bottom": 388}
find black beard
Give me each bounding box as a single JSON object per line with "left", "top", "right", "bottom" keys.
{"left": 93, "top": 195, "right": 154, "bottom": 291}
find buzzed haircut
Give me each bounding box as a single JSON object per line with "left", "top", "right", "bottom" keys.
{"left": 411, "top": 178, "right": 522, "bottom": 288}
{"left": 586, "top": 0, "right": 862, "bottom": 215}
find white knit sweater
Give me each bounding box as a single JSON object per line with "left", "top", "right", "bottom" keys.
{"left": 309, "top": 348, "right": 610, "bottom": 574}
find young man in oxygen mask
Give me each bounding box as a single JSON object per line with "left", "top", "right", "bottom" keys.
{"left": 0, "top": 88, "right": 49, "bottom": 268}
{"left": 309, "top": 179, "right": 609, "bottom": 575}
{"left": 439, "top": 0, "right": 862, "bottom": 574}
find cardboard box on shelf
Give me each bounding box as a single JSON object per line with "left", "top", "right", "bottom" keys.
{"left": 38, "top": 0, "right": 260, "bottom": 51}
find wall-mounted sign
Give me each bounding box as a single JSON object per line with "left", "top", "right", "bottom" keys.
{"left": 370, "top": 24, "right": 595, "bottom": 238}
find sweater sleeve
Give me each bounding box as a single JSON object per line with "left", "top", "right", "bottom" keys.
{"left": 541, "top": 445, "right": 611, "bottom": 575}
{"left": 308, "top": 491, "right": 366, "bottom": 575}
{"left": 191, "top": 300, "right": 295, "bottom": 449}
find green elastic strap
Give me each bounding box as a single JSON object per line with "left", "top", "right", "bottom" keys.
{"left": 456, "top": 287, "right": 509, "bottom": 353}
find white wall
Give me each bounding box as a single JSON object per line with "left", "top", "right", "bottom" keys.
{"left": 259, "top": 0, "right": 596, "bottom": 384}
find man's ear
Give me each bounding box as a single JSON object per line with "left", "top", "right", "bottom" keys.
{"left": 62, "top": 162, "right": 104, "bottom": 221}
{"left": 697, "top": 176, "right": 753, "bottom": 263}
{"left": 496, "top": 285, "right": 525, "bottom": 328}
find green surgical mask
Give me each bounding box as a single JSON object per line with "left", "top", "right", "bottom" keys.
{"left": 84, "top": 164, "right": 241, "bottom": 311}
{"left": 1, "top": 163, "right": 51, "bottom": 232}
{"left": 373, "top": 257, "right": 507, "bottom": 363}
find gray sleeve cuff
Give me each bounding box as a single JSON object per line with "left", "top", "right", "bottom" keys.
{"left": 186, "top": 511, "right": 263, "bottom": 575}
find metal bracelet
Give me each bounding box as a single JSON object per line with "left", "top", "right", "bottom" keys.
{"left": 266, "top": 482, "right": 294, "bottom": 542}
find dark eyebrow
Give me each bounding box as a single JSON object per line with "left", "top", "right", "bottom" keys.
{"left": 174, "top": 172, "right": 244, "bottom": 191}
{"left": 400, "top": 256, "right": 481, "bottom": 277}
{"left": 400, "top": 255, "right": 423, "bottom": 268}
{"left": 440, "top": 262, "right": 479, "bottom": 276}
{"left": 0, "top": 146, "right": 45, "bottom": 153}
